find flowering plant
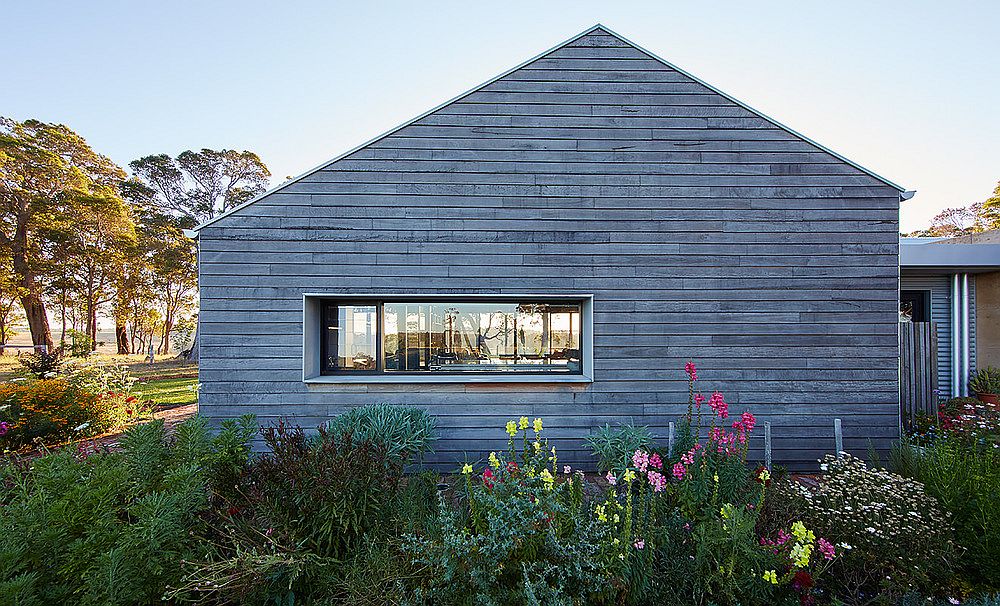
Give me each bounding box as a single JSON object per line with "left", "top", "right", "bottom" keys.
{"left": 779, "top": 453, "right": 956, "bottom": 602}
{"left": 417, "top": 418, "right": 609, "bottom": 604}
{"left": 759, "top": 520, "right": 837, "bottom": 605}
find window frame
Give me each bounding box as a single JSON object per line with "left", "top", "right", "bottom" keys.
{"left": 320, "top": 298, "right": 585, "bottom": 377}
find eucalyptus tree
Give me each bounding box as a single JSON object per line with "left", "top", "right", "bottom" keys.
{"left": 0, "top": 117, "right": 127, "bottom": 349}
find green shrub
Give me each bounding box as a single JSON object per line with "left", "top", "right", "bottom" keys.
{"left": 173, "top": 418, "right": 429, "bottom": 604}
{"left": 17, "top": 350, "right": 63, "bottom": 378}
{"left": 326, "top": 402, "right": 437, "bottom": 464}
{"left": 0, "top": 362, "right": 151, "bottom": 450}
{"left": 893, "top": 439, "right": 1000, "bottom": 591}
{"left": 779, "top": 453, "right": 956, "bottom": 604}
{"left": 0, "top": 415, "right": 255, "bottom": 605}
{"left": 406, "top": 417, "right": 611, "bottom": 605}
{"left": 586, "top": 421, "right": 654, "bottom": 473}
{"left": 970, "top": 366, "right": 1000, "bottom": 395}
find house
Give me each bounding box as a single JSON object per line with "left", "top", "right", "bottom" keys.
{"left": 193, "top": 25, "right": 910, "bottom": 469}
{"left": 899, "top": 232, "right": 1000, "bottom": 414}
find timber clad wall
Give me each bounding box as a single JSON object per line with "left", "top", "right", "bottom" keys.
{"left": 197, "top": 27, "right": 902, "bottom": 468}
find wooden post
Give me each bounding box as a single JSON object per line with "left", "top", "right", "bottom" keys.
{"left": 667, "top": 421, "right": 675, "bottom": 458}
{"left": 764, "top": 422, "right": 772, "bottom": 471}
{"left": 834, "top": 418, "right": 843, "bottom": 457}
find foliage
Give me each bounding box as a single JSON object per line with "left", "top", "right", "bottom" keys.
{"left": 173, "top": 413, "right": 436, "bottom": 604}
{"left": 0, "top": 362, "right": 150, "bottom": 449}
{"left": 778, "top": 453, "right": 957, "bottom": 603}
{"left": 0, "top": 416, "right": 255, "bottom": 605}
{"left": 970, "top": 366, "right": 1000, "bottom": 395}
{"left": 326, "top": 402, "right": 437, "bottom": 465}
{"left": 17, "top": 350, "right": 63, "bottom": 378}
{"left": 407, "top": 416, "right": 610, "bottom": 605}
{"left": 893, "top": 438, "right": 1000, "bottom": 592}
{"left": 914, "top": 397, "right": 1000, "bottom": 447}
{"left": 0, "top": 116, "right": 127, "bottom": 349}
{"left": 585, "top": 420, "right": 654, "bottom": 473}
{"left": 128, "top": 148, "right": 270, "bottom": 226}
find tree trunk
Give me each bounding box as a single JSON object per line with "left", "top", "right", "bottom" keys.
{"left": 115, "top": 321, "right": 129, "bottom": 354}
{"left": 185, "top": 321, "right": 200, "bottom": 362}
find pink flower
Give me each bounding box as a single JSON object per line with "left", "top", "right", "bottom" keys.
{"left": 0, "top": 421, "right": 8, "bottom": 436}
{"left": 672, "top": 461, "right": 687, "bottom": 480}
{"left": 634, "top": 538, "right": 645, "bottom": 549}
{"left": 483, "top": 467, "right": 495, "bottom": 488}
{"left": 741, "top": 411, "right": 756, "bottom": 432}
{"left": 647, "top": 470, "right": 667, "bottom": 492}
{"left": 777, "top": 529, "right": 791, "bottom": 545}
{"left": 708, "top": 391, "right": 729, "bottom": 419}
{"left": 694, "top": 393, "right": 705, "bottom": 408}
{"left": 648, "top": 453, "right": 662, "bottom": 470}
{"left": 818, "top": 537, "right": 835, "bottom": 560}
{"left": 606, "top": 471, "right": 617, "bottom": 485}
{"left": 632, "top": 449, "right": 649, "bottom": 472}
{"left": 563, "top": 465, "right": 572, "bottom": 474}
{"left": 684, "top": 361, "right": 697, "bottom": 381}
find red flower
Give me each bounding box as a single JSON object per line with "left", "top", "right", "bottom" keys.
{"left": 753, "top": 465, "right": 771, "bottom": 487}
{"left": 483, "top": 467, "right": 495, "bottom": 488}
{"left": 507, "top": 461, "right": 519, "bottom": 475}
{"left": 125, "top": 396, "right": 137, "bottom": 403}
{"left": 792, "top": 571, "right": 814, "bottom": 591}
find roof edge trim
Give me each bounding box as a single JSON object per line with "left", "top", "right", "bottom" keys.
{"left": 192, "top": 24, "right": 609, "bottom": 232}
{"left": 592, "top": 24, "right": 906, "bottom": 193}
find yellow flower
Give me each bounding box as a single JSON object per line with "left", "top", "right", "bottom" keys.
{"left": 622, "top": 469, "right": 636, "bottom": 483}
{"left": 533, "top": 441, "right": 541, "bottom": 452}
{"left": 713, "top": 473, "right": 719, "bottom": 483}
{"left": 595, "top": 504, "right": 607, "bottom": 522}
{"left": 533, "top": 418, "right": 543, "bottom": 433}
{"left": 489, "top": 452, "right": 501, "bottom": 469}
{"left": 505, "top": 420, "right": 518, "bottom": 437}
{"left": 763, "top": 570, "right": 778, "bottom": 584}
{"left": 518, "top": 416, "right": 529, "bottom": 430}
{"left": 540, "top": 468, "right": 554, "bottom": 490}
{"left": 758, "top": 468, "right": 771, "bottom": 482}
{"left": 462, "top": 463, "right": 474, "bottom": 475}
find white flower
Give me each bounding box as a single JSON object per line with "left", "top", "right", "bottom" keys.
{"left": 74, "top": 422, "right": 90, "bottom": 432}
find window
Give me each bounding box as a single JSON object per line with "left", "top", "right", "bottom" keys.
{"left": 900, "top": 290, "right": 931, "bottom": 323}
{"left": 320, "top": 299, "right": 583, "bottom": 375}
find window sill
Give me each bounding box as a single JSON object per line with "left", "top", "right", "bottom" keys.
{"left": 303, "top": 374, "right": 594, "bottom": 385}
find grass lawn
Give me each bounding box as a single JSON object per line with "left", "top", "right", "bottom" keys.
{"left": 135, "top": 376, "right": 199, "bottom": 409}
{"left": 0, "top": 353, "right": 197, "bottom": 381}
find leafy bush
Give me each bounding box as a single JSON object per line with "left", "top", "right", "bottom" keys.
{"left": 586, "top": 420, "right": 654, "bottom": 473}
{"left": 915, "top": 397, "right": 1000, "bottom": 447}
{"left": 173, "top": 417, "right": 434, "bottom": 604}
{"left": 326, "top": 402, "right": 436, "bottom": 465}
{"left": 0, "top": 363, "right": 151, "bottom": 450}
{"left": 893, "top": 438, "right": 1000, "bottom": 591}
{"left": 779, "top": 453, "right": 956, "bottom": 603}
{"left": 970, "top": 366, "right": 1000, "bottom": 395}
{"left": 17, "top": 350, "right": 63, "bottom": 378}
{"left": 0, "top": 415, "right": 255, "bottom": 605}
{"left": 407, "top": 416, "right": 610, "bottom": 605}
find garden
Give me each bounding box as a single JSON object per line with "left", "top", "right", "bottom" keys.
{"left": 0, "top": 361, "right": 998, "bottom": 606}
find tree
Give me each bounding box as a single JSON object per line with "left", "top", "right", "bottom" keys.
{"left": 0, "top": 117, "right": 126, "bottom": 350}
{"left": 49, "top": 192, "right": 136, "bottom": 350}
{"left": 0, "top": 258, "right": 25, "bottom": 354}
{"left": 982, "top": 180, "right": 1000, "bottom": 231}
{"left": 129, "top": 149, "right": 270, "bottom": 225}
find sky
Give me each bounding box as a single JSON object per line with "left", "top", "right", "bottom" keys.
{"left": 6, "top": 0, "right": 999, "bottom": 233}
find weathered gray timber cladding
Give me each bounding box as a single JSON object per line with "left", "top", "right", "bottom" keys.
{"left": 196, "top": 26, "right": 902, "bottom": 469}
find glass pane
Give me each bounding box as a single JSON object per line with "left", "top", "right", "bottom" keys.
{"left": 325, "top": 304, "right": 377, "bottom": 371}
{"left": 382, "top": 301, "right": 581, "bottom": 373}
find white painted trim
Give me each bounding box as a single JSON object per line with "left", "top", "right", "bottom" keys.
{"left": 305, "top": 374, "right": 593, "bottom": 385}
{"left": 961, "top": 273, "right": 970, "bottom": 396}
{"left": 192, "top": 23, "right": 906, "bottom": 234}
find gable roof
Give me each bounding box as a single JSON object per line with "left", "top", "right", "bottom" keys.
{"left": 193, "top": 24, "right": 907, "bottom": 233}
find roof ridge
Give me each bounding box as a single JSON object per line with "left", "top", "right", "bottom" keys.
{"left": 194, "top": 24, "right": 906, "bottom": 232}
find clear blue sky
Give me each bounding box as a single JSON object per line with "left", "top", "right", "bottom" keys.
{"left": 7, "top": 0, "right": 999, "bottom": 232}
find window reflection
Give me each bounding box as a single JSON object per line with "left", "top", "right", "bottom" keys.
{"left": 324, "top": 304, "right": 377, "bottom": 371}
{"left": 382, "top": 302, "right": 580, "bottom": 373}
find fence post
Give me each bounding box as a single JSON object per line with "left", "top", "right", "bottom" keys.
{"left": 148, "top": 343, "right": 155, "bottom": 365}
{"left": 764, "top": 422, "right": 772, "bottom": 471}
{"left": 834, "top": 418, "right": 843, "bottom": 457}
{"left": 667, "top": 421, "right": 675, "bottom": 458}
